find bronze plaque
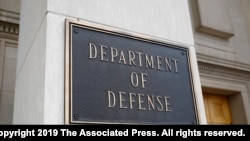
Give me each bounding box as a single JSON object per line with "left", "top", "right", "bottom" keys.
{"left": 65, "top": 19, "right": 198, "bottom": 124}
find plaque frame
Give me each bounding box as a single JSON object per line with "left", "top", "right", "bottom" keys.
{"left": 65, "top": 18, "right": 203, "bottom": 125}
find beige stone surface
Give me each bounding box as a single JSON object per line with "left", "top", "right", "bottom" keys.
{"left": 0, "top": 92, "right": 14, "bottom": 124}
{"left": 196, "top": 0, "right": 234, "bottom": 38}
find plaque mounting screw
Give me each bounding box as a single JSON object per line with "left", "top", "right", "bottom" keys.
{"left": 182, "top": 51, "right": 185, "bottom": 55}
{"left": 73, "top": 114, "right": 79, "bottom": 120}
{"left": 191, "top": 121, "right": 196, "bottom": 125}
{"left": 74, "top": 29, "right": 79, "bottom": 34}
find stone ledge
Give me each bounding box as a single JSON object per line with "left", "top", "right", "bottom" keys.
{"left": 198, "top": 61, "right": 250, "bottom": 81}
{"left": 0, "top": 21, "right": 19, "bottom": 40}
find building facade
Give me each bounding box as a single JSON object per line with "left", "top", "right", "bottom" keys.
{"left": 0, "top": 0, "right": 250, "bottom": 124}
